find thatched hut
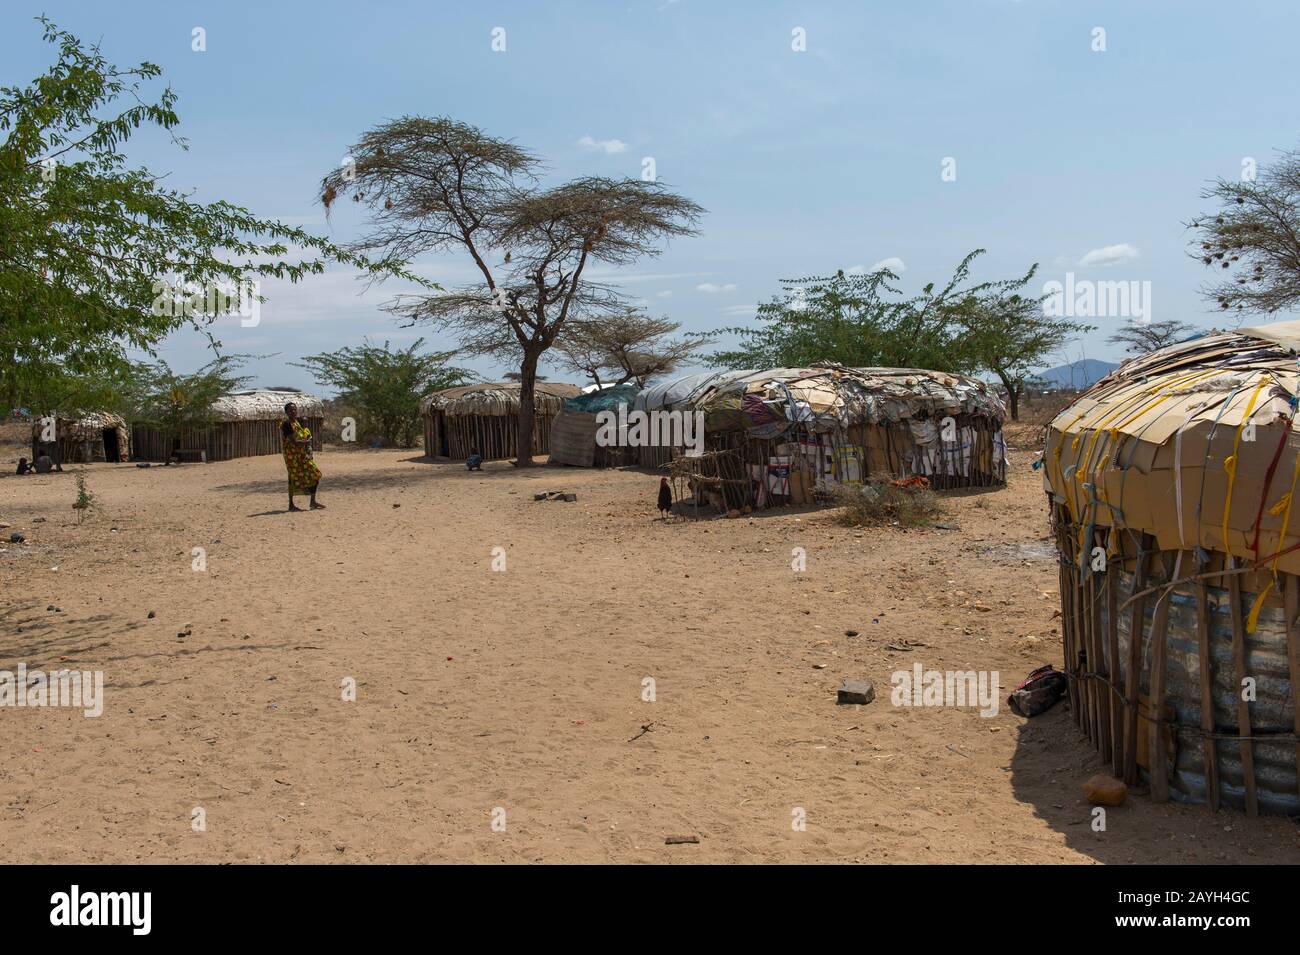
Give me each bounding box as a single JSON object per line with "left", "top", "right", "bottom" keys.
{"left": 31, "top": 411, "right": 131, "bottom": 463}
{"left": 131, "top": 388, "right": 324, "bottom": 462}
{"left": 655, "top": 365, "right": 1006, "bottom": 510}
{"left": 420, "top": 382, "right": 580, "bottom": 461}
{"left": 1044, "top": 321, "right": 1300, "bottom": 815}
{"left": 548, "top": 384, "right": 641, "bottom": 468}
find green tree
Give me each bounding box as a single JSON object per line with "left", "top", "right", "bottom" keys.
{"left": 295, "top": 338, "right": 474, "bottom": 448}
{"left": 708, "top": 251, "right": 1026, "bottom": 372}
{"left": 318, "top": 117, "right": 703, "bottom": 466}
{"left": 126, "top": 355, "right": 250, "bottom": 459}
{"left": 0, "top": 19, "right": 411, "bottom": 407}
{"left": 952, "top": 291, "right": 1093, "bottom": 421}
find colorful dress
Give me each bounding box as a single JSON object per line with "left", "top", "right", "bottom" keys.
{"left": 283, "top": 419, "right": 321, "bottom": 494}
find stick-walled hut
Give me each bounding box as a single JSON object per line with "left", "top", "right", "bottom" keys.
{"left": 1044, "top": 322, "right": 1300, "bottom": 814}
{"left": 420, "top": 382, "right": 580, "bottom": 461}
{"left": 31, "top": 411, "right": 131, "bottom": 463}
{"left": 131, "top": 388, "right": 324, "bottom": 462}
{"left": 654, "top": 365, "right": 1006, "bottom": 511}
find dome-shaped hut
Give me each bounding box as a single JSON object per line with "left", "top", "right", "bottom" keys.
{"left": 420, "top": 381, "right": 580, "bottom": 461}
{"left": 652, "top": 365, "right": 1007, "bottom": 510}
{"left": 1044, "top": 322, "right": 1300, "bottom": 815}
{"left": 31, "top": 410, "right": 131, "bottom": 464}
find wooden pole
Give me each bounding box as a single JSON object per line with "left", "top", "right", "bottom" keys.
{"left": 1226, "top": 555, "right": 1258, "bottom": 816}
{"left": 1196, "top": 576, "right": 1219, "bottom": 812}
{"left": 1147, "top": 551, "right": 1177, "bottom": 803}
{"left": 1287, "top": 573, "right": 1300, "bottom": 809}
{"left": 1124, "top": 535, "right": 1153, "bottom": 786}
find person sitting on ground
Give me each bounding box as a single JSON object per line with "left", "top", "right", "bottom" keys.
{"left": 16, "top": 457, "right": 32, "bottom": 475}
{"left": 34, "top": 452, "right": 54, "bottom": 474}
{"left": 466, "top": 449, "right": 484, "bottom": 471}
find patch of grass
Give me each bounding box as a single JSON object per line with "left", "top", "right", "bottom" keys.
{"left": 830, "top": 480, "right": 943, "bottom": 528}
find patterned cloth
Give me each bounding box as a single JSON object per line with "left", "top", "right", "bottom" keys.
{"left": 283, "top": 419, "right": 321, "bottom": 494}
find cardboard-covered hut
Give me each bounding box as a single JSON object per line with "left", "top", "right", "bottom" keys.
{"left": 131, "top": 388, "right": 324, "bottom": 462}
{"left": 664, "top": 365, "right": 1007, "bottom": 511}
{"left": 31, "top": 411, "right": 131, "bottom": 463}
{"left": 1044, "top": 321, "right": 1300, "bottom": 814}
{"left": 420, "top": 382, "right": 580, "bottom": 461}
{"left": 548, "top": 384, "right": 641, "bottom": 468}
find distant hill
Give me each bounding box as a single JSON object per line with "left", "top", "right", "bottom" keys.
{"left": 1036, "top": 358, "right": 1119, "bottom": 390}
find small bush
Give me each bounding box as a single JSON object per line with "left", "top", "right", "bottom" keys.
{"left": 72, "top": 472, "right": 96, "bottom": 524}
{"left": 830, "top": 479, "right": 942, "bottom": 528}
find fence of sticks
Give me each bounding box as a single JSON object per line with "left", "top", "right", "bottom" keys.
{"left": 1051, "top": 504, "right": 1300, "bottom": 815}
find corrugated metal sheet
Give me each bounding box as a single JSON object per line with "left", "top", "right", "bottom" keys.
{"left": 1105, "top": 568, "right": 1299, "bottom": 815}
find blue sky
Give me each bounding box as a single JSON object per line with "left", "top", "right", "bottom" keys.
{"left": 6, "top": 0, "right": 1300, "bottom": 393}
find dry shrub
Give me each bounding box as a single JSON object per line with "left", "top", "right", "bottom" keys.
{"left": 830, "top": 480, "right": 943, "bottom": 528}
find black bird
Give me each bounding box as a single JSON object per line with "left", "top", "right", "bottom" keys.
{"left": 657, "top": 477, "right": 673, "bottom": 520}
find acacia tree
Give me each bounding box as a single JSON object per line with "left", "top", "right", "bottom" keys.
{"left": 0, "top": 19, "right": 405, "bottom": 408}
{"left": 295, "top": 338, "right": 474, "bottom": 448}
{"left": 1107, "top": 319, "right": 1201, "bottom": 354}
{"left": 319, "top": 117, "right": 703, "bottom": 466}
{"left": 709, "top": 250, "right": 1026, "bottom": 372}
{"left": 1190, "top": 148, "right": 1300, "bottom": 317}
{"left": 555, "top": 310, "right": 712, "bottom": 387}
{"left": 952, "top": 289, "right": 1093, "bottom": 421}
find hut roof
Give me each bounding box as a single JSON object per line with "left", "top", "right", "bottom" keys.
{"left": 640, "top": 365, "right": 1004, "bottom": 437}
{"left": 1044, "top": 320, "right": 1300, "bottom": 570}
{"left": 33, "top": 410, "right": 127, "bottom": 430}
{"left": 209, "top": 389, "right": 324, "bottom": 422}
{"left": 420, "top": 381, "right": 581, "bottom": 417}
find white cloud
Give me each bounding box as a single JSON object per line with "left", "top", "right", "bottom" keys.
{"left": 577, "top": 135, "right": 628, "bottom": 155}
{"left": 845, "top": 257, "right": 906, "bottom": 275}
{"left": 1078, "top": 243, "right": 1139, "bottom": 268}
{"left": 696, "top": 282, "right": 737, "bottom": 293}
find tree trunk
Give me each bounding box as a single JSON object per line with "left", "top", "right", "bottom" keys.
{"left": 515, "top": 349, "right": 540, "bottom": 467}
{"left": 1001, "top": 377, "right": 1021, "bottom": 421}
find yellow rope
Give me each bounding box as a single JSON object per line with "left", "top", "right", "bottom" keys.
{"left": 1221, "top": 381, "right": 1269, "bottom": 554}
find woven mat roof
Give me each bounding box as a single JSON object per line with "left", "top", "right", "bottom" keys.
{"left": 210, "top": 389, "right": 324, "bottom": 422}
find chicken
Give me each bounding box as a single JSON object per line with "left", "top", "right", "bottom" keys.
{"left": 657, "top": 476, "right": 673, "bottom": 519}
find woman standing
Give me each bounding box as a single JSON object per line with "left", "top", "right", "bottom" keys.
{"left": 282, "top": 402, "right": 324, "bottom": 511}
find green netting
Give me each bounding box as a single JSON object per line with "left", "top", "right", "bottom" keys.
{"left": 562, "top": 384, "right": 639, "bottom": 413}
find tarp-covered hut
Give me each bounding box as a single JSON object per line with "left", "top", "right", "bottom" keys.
{"left": 420, "top": 382, "right": 580, "bottom": 461}
{"left": 548, "top": 384, "right": 640, "bottom": 468}
{"left": 132, "top": 388, "right": 324, "bottom": 462}
{"left": 652, "top": 365, "right": 1007, "bottom": 510}
{"left": 31, "top": 411, "right": 130, "bottom": 464}
{"left": 1044, "top": 321, "right": 1300, "bottom": 814}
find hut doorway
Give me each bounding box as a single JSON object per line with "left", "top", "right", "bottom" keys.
{"left": 102, "top": 427, "right": 120, "bottom": 462}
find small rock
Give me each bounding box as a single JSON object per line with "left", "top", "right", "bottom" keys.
{"left": 664, "top": 835, "right": 699, "bottom": 845}
{"left": 837, "top": 679, "right": 876, "bottom": 705}
{"left": 932, "top": 522, "right": 960, "bottom": 530}
{"left": 32, "top": 517, "right": 47, "bottom": 524}
{"left": 561, "top": 493, "right": 577, "bottom": 502}
{"left": 1083, "top": 773, "right": 1128, "bottom": 806}
{"left": 147, "top": 611, "right": 156, "bottom": 619}
{"left": 9, "top": 533, "right": 24, "bottom": 543}
{"left": 844, "top": 629, "right": 860, "bottom": 637}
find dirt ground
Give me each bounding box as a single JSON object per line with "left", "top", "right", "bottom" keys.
{"left": 1, "top": 425, "right": 1297, "bottom": 863}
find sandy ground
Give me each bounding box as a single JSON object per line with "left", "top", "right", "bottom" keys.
{"left": 1, "top": 433, "right": 1297, "bottom": 864}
